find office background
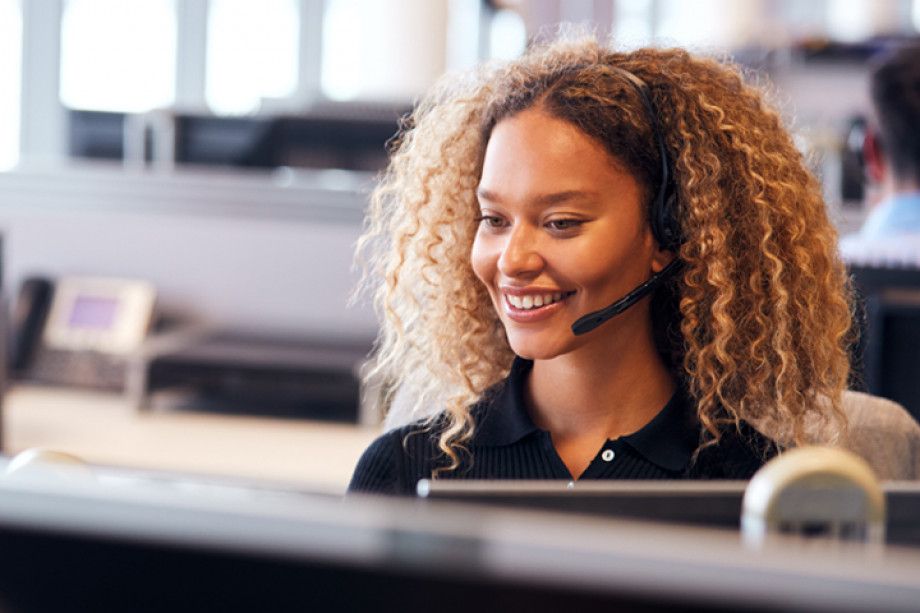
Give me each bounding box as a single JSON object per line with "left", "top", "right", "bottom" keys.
{"left": 1, "top": 0, "right": 916, "bottom": 335}
{"left": 1, "top": 6, "right": 920, "bottom": 611}
{"left": 0, "top": 0, "right": 919, "bottom": 491}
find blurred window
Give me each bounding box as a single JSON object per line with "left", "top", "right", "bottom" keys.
{"left": 657, "top": 0, "right": 723, "bottom": 46}
{"left": 0, "top": 0, "right": 21, "bottom": 169}
{"left": 827, "top": 0, "right": 874, "bottom": 42}
{"left": 60, "top": 0, "right": 176, "bottom": 112}
{"left": 321, "top": 0, "right": 366, "bottom": 101}
{"left": 205, "top": 0, "right": 299, "bottom": 115}
{"left": 322, "top": 0, "right": 448, "bottom": 102}
{"left": 489, "top": 9, "right": 526, "bottom": 59}
{"left": 614, "top": 0, "right": 653, "bottom": 46}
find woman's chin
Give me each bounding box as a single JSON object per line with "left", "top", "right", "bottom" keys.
{"left": 507, "top": 336, "right": 570, "bottom": 362}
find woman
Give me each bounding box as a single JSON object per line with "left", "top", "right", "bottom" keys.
{"left": 348, "top": 34, "right": 853, "bottom": 495}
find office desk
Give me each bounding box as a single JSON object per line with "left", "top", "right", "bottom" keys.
{"left": 2, "top": 472, "right": 920, "bottom": 613}
{"left": 2, "top": 384, "right": 380, "bottom": 494}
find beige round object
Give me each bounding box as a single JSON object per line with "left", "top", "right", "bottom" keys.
{"left": 742, "top": 446, "right": 885, "bottom": 547}
{"left": 3, "top": 448, "right": 94, "bottom": 484}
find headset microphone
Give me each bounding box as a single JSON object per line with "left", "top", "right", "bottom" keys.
{"left": 571, "top": 258, "right": 681, "bottom": 336}
{"left": 570, "top": 66, "right": 682, "bottom": 337}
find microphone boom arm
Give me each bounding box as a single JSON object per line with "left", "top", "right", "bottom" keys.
{"left": 570, "top": 258, "right": 682, "bottom": 336}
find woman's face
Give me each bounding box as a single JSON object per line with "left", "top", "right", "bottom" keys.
{"left": 471, "top": 108, "right": 672, "bottom": 361}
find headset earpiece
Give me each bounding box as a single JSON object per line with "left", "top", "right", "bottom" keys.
{"left": 611, "top": 67, "right": 680, "bottom": 252}
{"left": 570, "top": 67, "right": 682, "bottom": 336}
{"left": 653, "top": 191, "right": 680, "bottom": 253}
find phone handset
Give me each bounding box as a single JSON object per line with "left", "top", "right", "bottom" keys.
{"left": 11, "top": 277, "right": 54, "bottom": 374}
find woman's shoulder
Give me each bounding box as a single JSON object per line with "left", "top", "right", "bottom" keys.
{"left": 347, "top": 429, "right": 403, "bottom": 495}
{"left": 346, "top": 421, "right": 442, "bottom": 496}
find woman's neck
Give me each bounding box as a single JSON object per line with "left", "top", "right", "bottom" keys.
{"left": 522, "top": 315, "right": 677, "bottom": 480}
{"left": 527, "top": 342, "right": 676, "bottom": 440}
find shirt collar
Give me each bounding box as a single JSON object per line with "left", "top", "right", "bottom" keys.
{"left": 470, "top": 357, "right": 540, "bottom": 446}
{"left": 619, "top": 385, "right": 699, "bottom": 472}
{"left": 470, "top": 356, "right": 699, "bottom": 473}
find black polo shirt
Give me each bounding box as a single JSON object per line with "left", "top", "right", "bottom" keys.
{"left": 348, "top": 358, "right": 776, "bottom": 496}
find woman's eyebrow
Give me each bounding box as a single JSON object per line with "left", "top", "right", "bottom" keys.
{"left": 476, "top": 187, "right": 598, "bottom": 206}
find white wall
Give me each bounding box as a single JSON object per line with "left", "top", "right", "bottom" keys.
{"left": 0, "top": 164, "right": 378, "bottom": 342}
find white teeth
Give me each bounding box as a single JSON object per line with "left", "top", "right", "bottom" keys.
{"left": 507, "top": 292, "right": 568, "bottom": 310}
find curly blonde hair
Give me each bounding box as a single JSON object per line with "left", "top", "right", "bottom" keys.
{"left": 356, "top": 34, "right": 854, "bottom": 470}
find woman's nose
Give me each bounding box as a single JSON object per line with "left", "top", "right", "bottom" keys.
{"left": 497, "top": 226, "right": 543, "bottom": 278}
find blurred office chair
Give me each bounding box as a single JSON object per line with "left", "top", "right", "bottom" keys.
{"left": 755, "top": 390, "right": 920, "bottom": 481}
{"left": 840, "top": 390, "right": 920, "bottom": 481}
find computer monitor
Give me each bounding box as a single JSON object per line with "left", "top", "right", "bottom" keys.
{"left": 69, "top": 103, "right": 410, "bottom": 172}
{"left": 68, "top": 109, "right": 126, "bottom": 160}
{"left": 418, "top": 479, "right": 747, "bottom": 530}
{"left": 864, "top": 290, "right": 920, "bottom": 421}
{"left": 418, "top": 479, "right": 920, "bottom": 548}
{"left": 848, "top": 265, "right": 920, "bottom": 416}
{"left": 3, "top": 463, "right": 920, "bottom": 612}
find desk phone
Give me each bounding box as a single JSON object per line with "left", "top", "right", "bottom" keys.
{"left": 12, "top": 276, "right": 156, "bottom": 390}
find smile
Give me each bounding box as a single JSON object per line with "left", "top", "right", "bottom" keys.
{"left": 505, "top": 291, "right": 573, "bottom": 310}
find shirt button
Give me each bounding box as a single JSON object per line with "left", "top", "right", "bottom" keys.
{"left": 601, "top": 449, "right": 615, "bottom": 462}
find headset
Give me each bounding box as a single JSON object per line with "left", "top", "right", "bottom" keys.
{"left": 570, "top": 67, "right": 682, "bottom": 336}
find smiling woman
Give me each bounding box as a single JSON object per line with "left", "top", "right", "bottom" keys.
{"left": 348, "top": 31, "right": 855, "bottom": 495}
{"left": 469, "top": 110, "right": 677, "bottom": 478}
{"left": 472, "top": 110, "right": 668, "bottom": 362}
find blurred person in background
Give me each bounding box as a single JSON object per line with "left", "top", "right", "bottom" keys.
{"left": 841, "top": 42, "right": 920, "bottom": 264}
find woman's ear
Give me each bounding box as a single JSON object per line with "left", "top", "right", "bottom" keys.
{"left": 650, "top": 245, "right": 678, "bottom": 274}
{"left": 863, "top": 128, "right": 886, "bottom": 185}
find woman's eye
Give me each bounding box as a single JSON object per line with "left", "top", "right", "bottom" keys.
{"left": 547, "top": 219, "right": 582, "bottom": 232}
{"left": 476, "top": 215, "right": 506, "bottom": 229}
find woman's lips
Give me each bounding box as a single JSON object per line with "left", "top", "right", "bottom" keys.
{"left": 501, "top": 290, "right": 575, "bottom": 323}
{"left": 505, "top": 291, "right": 566, "bottom": 310}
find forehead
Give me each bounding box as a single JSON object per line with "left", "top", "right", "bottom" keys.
{"left": 478, "top": 108, "right": 636, "bottom": 201}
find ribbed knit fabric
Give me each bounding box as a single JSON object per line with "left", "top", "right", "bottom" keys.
{"left": 348, "top": 359, "right": 776, "bottom": 496}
